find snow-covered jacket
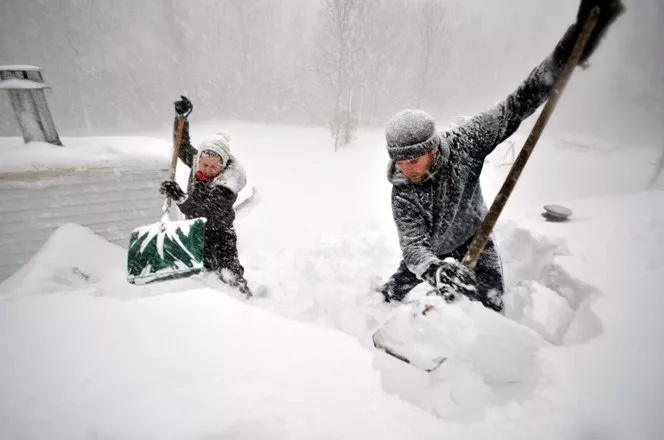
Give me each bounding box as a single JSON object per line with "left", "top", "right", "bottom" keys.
{"left": 389, "top": 25, "right": 580, "bottom": 278}
{"left": 173, "top": 118, "right": 247, "bottom": 229}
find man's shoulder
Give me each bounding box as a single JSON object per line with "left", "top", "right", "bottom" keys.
{"left": 437, "top": 127, "right": 483, "bottom": 166}
{"left": 438, "top": 126, "right": 469, "bottom": 152}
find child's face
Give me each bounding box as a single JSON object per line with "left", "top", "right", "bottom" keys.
{"left": 199, "top": 154, "right": 223, "bottom": 178}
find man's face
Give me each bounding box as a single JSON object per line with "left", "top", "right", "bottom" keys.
{"left": 199, "top": 153, "right": 223, "bottom": 178}
{"left": 396, "top": 148, "right": 437, "bottom": 184}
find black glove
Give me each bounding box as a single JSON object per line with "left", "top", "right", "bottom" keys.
{"left": 575, "top": 0, "right": 625, "bottom": 66}
{"left": 423, "top": 258, "right": 478, "bottom": 303}
{"left": 160, "top": 180, "right": 186, "bottom": 204}
{"left": 174, "top": 95, "right": 193, "bottom": 117}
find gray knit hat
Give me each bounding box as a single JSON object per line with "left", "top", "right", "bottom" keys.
{"left": 385, "top": 109, "right": 441, "bottom": 161}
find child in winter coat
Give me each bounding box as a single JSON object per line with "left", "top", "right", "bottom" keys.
{"left": 160, "top": 96, "right": 252, "bottom": 297}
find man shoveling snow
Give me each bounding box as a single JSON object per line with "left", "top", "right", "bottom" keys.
{"left": 378, "top": 0, "right": 625, "bottom": 312}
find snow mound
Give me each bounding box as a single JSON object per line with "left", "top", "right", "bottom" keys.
{"left": 0, "top": 223, "right": 204, "bottom": 299}
{"left": 504, "top": 280, "right": 574, "bottom": 344}
{"left": 373, "top": 294, "right": 548, "bottom": 418}
{"left": 498, "top": 225, "right": 602, "bottom": 345}
{"left": 0, "top": 289, "right": 451, "bottom": 440}
{"left": 239, "top": 229, "right": 401, "bottom": 330}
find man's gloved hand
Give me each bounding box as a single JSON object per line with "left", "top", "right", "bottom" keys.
{"left": 174, "top": 95, "right": 193, "bottom": 117}
{"left": 422, "top": 258, "right": 478, "bottom": 302}
{"left": 160, "top": 180, "right": 186, "bottom": 204}
{"left": 575, "top": 0, "right": 625, "bottom": 66}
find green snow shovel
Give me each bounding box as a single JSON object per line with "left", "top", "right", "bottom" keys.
{"left": 372, "top": 6, "right": 602, "bottom": 372}
{"left": 126, "top": 115, "right": 207, "bottom": 285}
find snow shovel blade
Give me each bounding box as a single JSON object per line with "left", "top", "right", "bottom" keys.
{"left": 127, "top": 217, "right": 207, "bottom": 285}
{"left": 372, "top": 296, "right": 456, "bottom": 372}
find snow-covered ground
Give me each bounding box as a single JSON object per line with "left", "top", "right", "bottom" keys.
{"left": 1, "top": 121, "right": 663, "bottom": 439}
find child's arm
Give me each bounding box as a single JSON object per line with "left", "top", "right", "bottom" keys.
{"left": 174, "top": 116, "right": 197, "bottom": 168}
{"left": 173, "top": 96, "right": 197, "bottom": 168}
{"left": 178, "top": 184, "right": 238, "bottom": 223}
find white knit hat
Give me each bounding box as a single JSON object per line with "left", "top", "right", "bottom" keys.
{"left": 198, "top": 132, "right": 232, "bottom": 165}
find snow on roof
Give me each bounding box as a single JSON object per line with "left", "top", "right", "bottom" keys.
{"left": 0, "top": 78, "right": 48, "bottom": 90}
{"left": 0, "top": 65, "right": 42, "bottom": 71}
{"left": 0, "top": 136, "right": 171, "bottom": 173}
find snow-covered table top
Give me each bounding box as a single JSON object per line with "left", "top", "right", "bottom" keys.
{"left": 0, "top": 64, "right": 41, "bottom": 72}
{"left": 0, "top": 78, "right": 48, "bottom": 90}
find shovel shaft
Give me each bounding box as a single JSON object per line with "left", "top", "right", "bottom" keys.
{"left": 165, "top": 116, "right": 186, "bottom": 213}
{"left": 462, "top": 6, "right": 601, "bottom": 270}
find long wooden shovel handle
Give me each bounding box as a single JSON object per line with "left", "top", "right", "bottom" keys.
{"left": 165, "top": 116, "right": 186, "bottom": 214}
{"left": 462, "top": 6, "right": 601, "bottom": 270}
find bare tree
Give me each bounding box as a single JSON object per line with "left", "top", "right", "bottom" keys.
{"left": 356, "top": 1, "right": 419, "bottom": 128}
{"left": 649, "top": 144, "right": 664, "bottom": 188}
{"left": 318, "top": 0, "right": 369, "bottom": 151}
{"left": 414, "top": 0, "right": 450, "bottom": 107}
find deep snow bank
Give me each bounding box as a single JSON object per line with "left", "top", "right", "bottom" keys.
{"left": 0, "top": 288, "right": 455, "bottom": 440}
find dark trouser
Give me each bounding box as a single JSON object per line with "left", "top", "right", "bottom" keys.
{"left": 204, "top": 226, "right": 250, "bottom": 294}
{"left": 380, "top": 235, "right": 504, "bottom": 310}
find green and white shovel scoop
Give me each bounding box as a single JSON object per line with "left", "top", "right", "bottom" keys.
{"left": 126, "top": 116, "right": 207, "bottom": 285}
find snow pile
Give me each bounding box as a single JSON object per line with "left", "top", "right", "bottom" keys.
{"left": 0, "top": 136, "right": 171, "bottom": 172}
{"left": 0, "top": 223, "right": 203, "bottom": 300}
{"left": 374, "top": 294, "right": 547, "bottom": 380}
{"left": 0, "top": 289, "right": 451, "bottom": 440}
{"left": 504, "top": 280, "right": 574, "bottom": 343}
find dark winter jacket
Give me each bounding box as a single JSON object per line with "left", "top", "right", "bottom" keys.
{"left": 173, "top": 118, "right": 247, "bottom": 230}
{"left": 389, "top": 25, "right": 581, "bottom": 279}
